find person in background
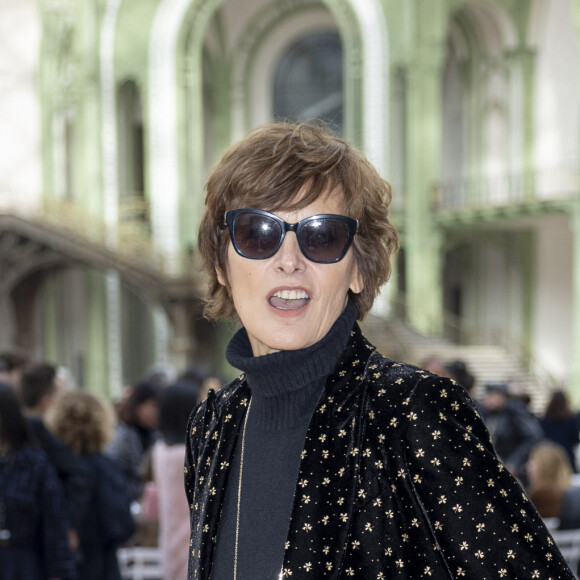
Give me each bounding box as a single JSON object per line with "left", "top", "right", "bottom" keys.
{"left": 19, "top": 362, "right": 91, "bottom": 557}
{"left": 152, "top": 380, "right": 201, "bottom": 580}
{"left": 480, "top": 381, "right": 544, "bottom": 483}
{"left": 0, "top": 382, "right": 76, "bottom": 580}
{"left": 185, "top": 121, "right": 573, "bottom": 578}
{"left": 47, "top": 390, "right": 135, "bottom": 580}
{"left": 527, "top": 441, "right": 580, "bottom": 530}
{"left": 106, "top": 381, "right": 160, "bottom": 501}
{"left": 179, "top": 366, "right": 226, "bottom": 401}
{"left": 540, "top": 390, "right": 580, "bottom": 473}
{"left": 0, "top": 350, "right": 28, "bottom": 391}
{"left": 445, "top": 359, "right": 476, "bottom": 395}
{"left": 418, "top": 355, "right": 447, "bottom": 377}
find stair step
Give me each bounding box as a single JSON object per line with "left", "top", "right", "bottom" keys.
{"left": 361, "top": 315, "right": 550, "bottom": 416}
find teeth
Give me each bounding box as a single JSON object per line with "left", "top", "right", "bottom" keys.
{"left": 272, "top": 289, "right": 309, "bottom": 300}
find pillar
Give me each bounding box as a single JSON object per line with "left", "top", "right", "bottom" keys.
{"left": 404, "top": 7, "right": 447, "bottom": 335}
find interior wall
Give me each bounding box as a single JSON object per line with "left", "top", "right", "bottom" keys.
{"left": 533, "top": 0, "right": 579, "bottom": 178}
{"left": 0, "top": 0, "right": 41, "bottom": 207}
{"left": 532, "top": 215, "right": 574, "bottom": 383}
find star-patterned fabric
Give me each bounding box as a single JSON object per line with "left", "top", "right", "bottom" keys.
{"left": 185, "top": 324, "right": 574, "bottom": 579}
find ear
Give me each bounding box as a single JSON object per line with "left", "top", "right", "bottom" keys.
{"left": 349, "top": 264, "right": 364, "bottom": 294}
{"left": 216, "top": 265, "right": 227, "bottom": 287}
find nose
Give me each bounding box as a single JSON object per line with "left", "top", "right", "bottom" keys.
{"left": 274, "top": 231, "right": 306, "bottom": 273}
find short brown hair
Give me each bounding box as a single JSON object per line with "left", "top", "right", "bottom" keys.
{"left": 47, "top": 390, "right": 114, "bottom": 455}
{"left": 198, "top": 122, "right": 399, "bottom": 319}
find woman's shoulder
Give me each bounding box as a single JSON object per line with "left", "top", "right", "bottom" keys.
{"left": 361, "top": 351, "right": 478, "bottom": 420}
{"left": 364, "top": 351, "right": 457, "bottom": 397}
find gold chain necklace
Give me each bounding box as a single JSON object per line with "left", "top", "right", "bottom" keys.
{"left": 234, "top": 398, "right": 252, "bottom": 580}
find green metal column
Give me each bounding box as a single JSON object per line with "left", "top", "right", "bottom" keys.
{"left": 404, "top": 5, "right": 447, "bottom": 335}
{"left": 85, "top": 268, "right": 111, "bottom": 398}
{"left": 569, "top": 0, "right": 580, "bottom": 399}
{"left": 571, "top": 197, "right": 580, "bottom": 399}
{"left": 76, "top": 0, "right": 103, "bottom": 218}
{"left": 42, "top": 275, "right": 59, "bottom": 365}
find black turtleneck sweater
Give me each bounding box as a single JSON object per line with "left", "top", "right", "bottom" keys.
{"left": 211, "top": 303, "right": 357, "bottom": 580}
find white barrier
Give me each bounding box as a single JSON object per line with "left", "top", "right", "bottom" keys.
{"left": 118, "top": 546, "right": 163, "bottom": 580}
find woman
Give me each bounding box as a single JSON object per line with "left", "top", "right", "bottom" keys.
{"left": 47, "top": 390, "right": 135, "bottom": 580}
{"left": 152, "top": 381, "right": 200, "bottom": 580}
{"left": 106, "top": 381, "right": 160, "bottom": 501}
{"left": 185, "top": 122, "right": 573, "bottom": 578}
{"left": 0, "top": 382, "right": 76, "bottom": 580}
{"left": 540, "top": 390, "right": 580, "bottom": 472}
{"left": 527, "top": 442, "right": 580, "bottom": 530}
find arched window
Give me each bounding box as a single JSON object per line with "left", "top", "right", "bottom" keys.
{"left": 274, "top": 31, "right": 343, "bottom": 132}
{"left": 117, "top": 80, "right": 147, "bottom": 224}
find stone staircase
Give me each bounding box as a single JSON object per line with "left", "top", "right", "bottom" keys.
{"left": 360, "top": 314, "right": 552, "bottom": 415}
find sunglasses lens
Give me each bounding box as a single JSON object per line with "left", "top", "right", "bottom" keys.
{"left": 299, "top": 218, "right": 350, "bottom": 263}
{"left": 233, "top": 212, "right": 282, "bottom": 258}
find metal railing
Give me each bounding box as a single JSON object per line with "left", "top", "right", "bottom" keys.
{"left": 0, "top": 191, "right": 169, "bottom": 275}
{"left": 392, "top": 294, "right": 561, "bottom": 393}
{"left": 434, "top": 165, "right": 579, "bottom": 212}
{"left": 441, "top": 307, "right": 560, "bottom": 392}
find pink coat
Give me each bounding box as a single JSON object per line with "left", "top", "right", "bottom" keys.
{"left": 152, "top": 441, "right": 190, "bottom": 580}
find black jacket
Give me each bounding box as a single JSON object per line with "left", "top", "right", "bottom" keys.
{"left": 26, "top": 416, "right": 92, "bottom": 531}
{"left": 0, "top": 446, "right": 77, "bottom": 579}
{"left": 185, "top": 324, "right": 573, "bottom": 579}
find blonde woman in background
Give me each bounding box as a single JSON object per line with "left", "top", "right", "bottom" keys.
{"left": 527, "top": 441, "right": 580, "bottom": 530}
{"left": 48, "top": 390, "right": 135, "bottom": 580}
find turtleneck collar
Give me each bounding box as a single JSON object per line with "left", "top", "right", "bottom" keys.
{"left": 227, "top": 301, "right": 357, "bottom": 395}
{"left": 226, "top": 302, "right": 357, "bottom": 430}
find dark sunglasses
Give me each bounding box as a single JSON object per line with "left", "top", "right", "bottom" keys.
{"left": 224, "top": 208, "right": 358, "bottom": 264}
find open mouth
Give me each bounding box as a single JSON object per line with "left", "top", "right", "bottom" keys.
{"left": 269, "top": 289, "right": 310, "bottom": 310}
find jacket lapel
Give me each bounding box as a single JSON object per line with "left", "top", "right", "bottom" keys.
{"left": 192, "top": 381, "right": 251, "bottom": 578}
{"left": 282, "top": 324, "right": 376, "bottom": 578}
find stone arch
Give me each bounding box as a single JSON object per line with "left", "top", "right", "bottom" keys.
{"left": 449, "top": 0, "right": 519, "bottom": 53}
{"left": 229, "top": 1, "right": 340, "bottom": 137}
{"left": 147, "top": 0, "right": 389, "bottom": 263}
{"left": 442, "top": 1, "right": 521, "bottom": 201}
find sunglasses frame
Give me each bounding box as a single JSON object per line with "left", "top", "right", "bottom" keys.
{"left": 224, "top": 208, "right": 358, "bottom": 264}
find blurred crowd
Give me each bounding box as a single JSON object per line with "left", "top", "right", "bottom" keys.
{"left": 0, "top": 350, "right": 220, "bottom": 580}
{"left": 2, "top": 346, "right": 580, "bottom": 579}
{"left": 421, "top": 356, "right": 580, "bottom": 531}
